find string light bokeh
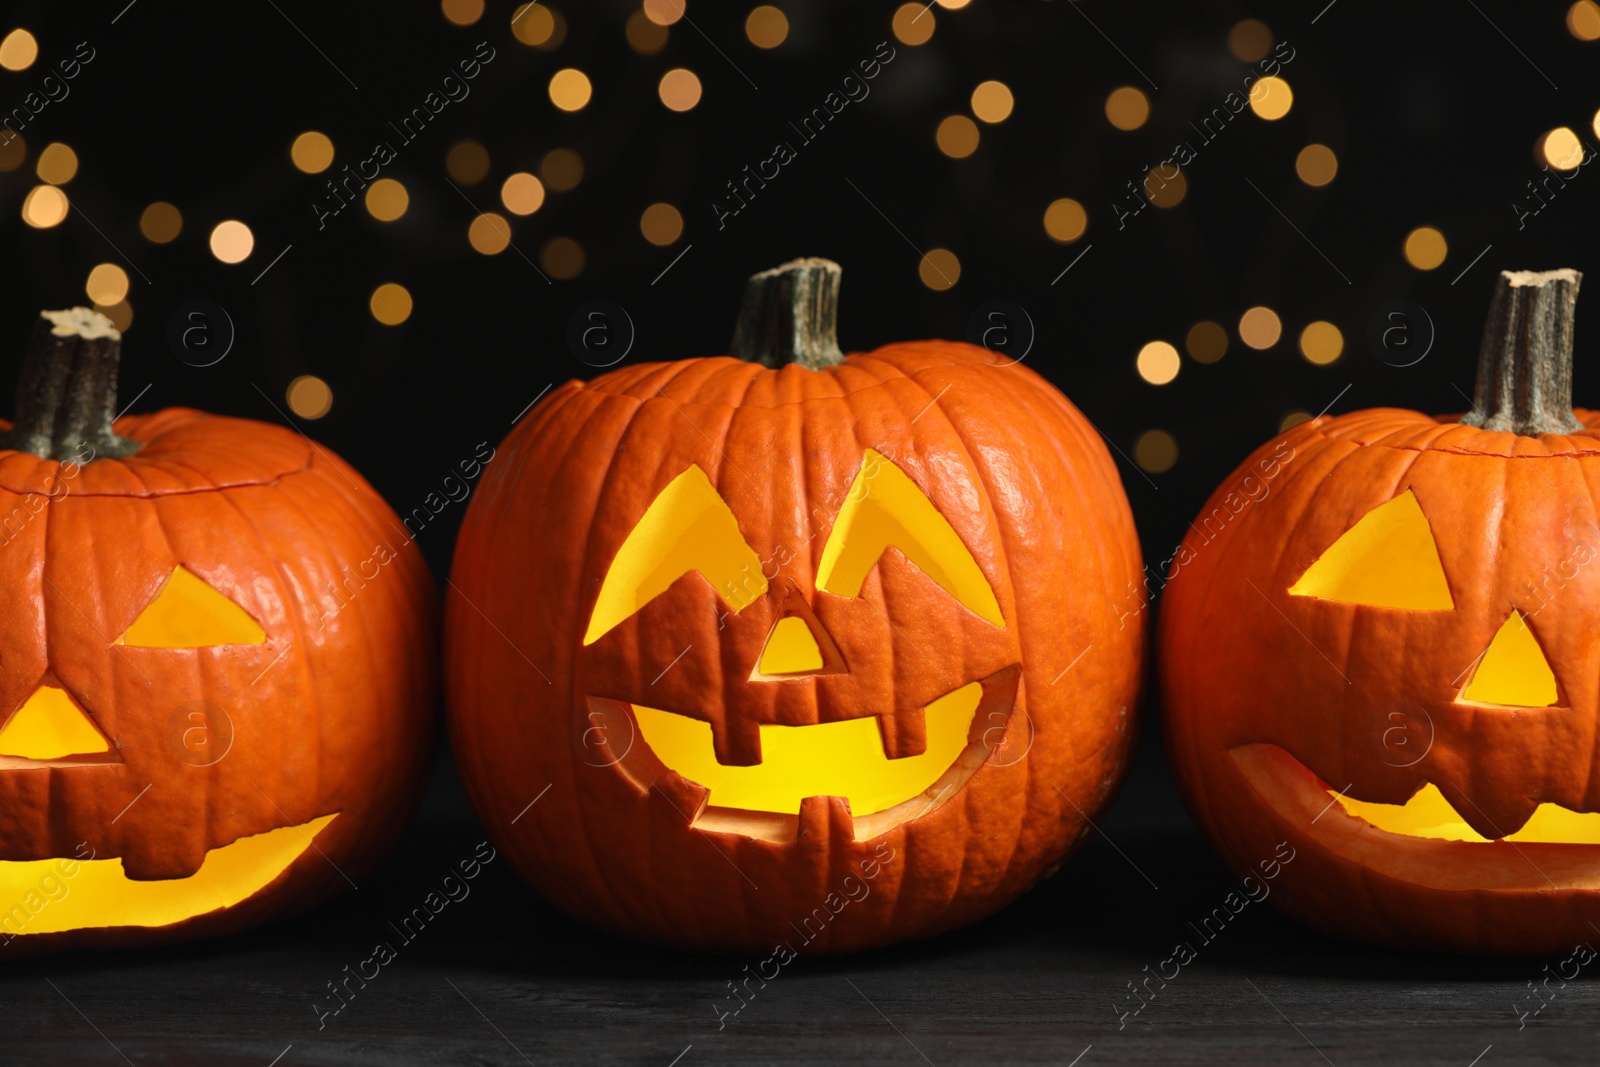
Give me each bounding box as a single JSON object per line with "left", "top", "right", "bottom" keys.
{"left": 0, "top": 0, "right": 1591, "bottom": 585}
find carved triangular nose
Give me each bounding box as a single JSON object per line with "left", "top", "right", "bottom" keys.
{"left": 1459, "top": 611, "right": 1559, "bottom": 708}
{"left": 757, "top": 616, "right": 825, "bottom": 677}
{"left": 0, "top": 684, "right": 111, "bottom": 761}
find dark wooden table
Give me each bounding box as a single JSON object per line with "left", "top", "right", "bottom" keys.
{"left": 8, "top": 735, "right": 1592, "bottom": 1066}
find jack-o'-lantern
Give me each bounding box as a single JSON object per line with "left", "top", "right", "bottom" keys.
{"left": 1161, "top": 269, "right": 1600, "bottom": 954}
{"left": 0, "top": 309, "right": 435, "bottom": 955}
{"left": 446, "top": 259, "right": 1144, "bottom": 953}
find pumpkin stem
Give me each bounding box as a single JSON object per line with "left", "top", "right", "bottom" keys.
{"left": 0, "top": 308, "right": 140, "bottom": 462}
{"left": 729, "top": 257, "right": 846, "bottom": 370}
{"left": 1462, "top": 268, "right": 1584, "bottom": 436}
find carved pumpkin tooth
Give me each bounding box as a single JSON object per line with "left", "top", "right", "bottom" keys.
{"left": 878, "top": 705, "right": 928, "bottom": 761}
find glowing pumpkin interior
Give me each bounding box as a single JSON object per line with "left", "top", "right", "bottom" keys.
{"left": 1274, "top": 489, "right": 1586, "bottom": 843}
{"left": 583, "top": 451, "right": 1018, "bottom": 837}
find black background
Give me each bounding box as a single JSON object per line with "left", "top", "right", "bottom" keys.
{"left": 7, "top": 1, "right": 1600, "bottom": 1064}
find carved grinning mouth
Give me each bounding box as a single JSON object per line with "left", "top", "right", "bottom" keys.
{"left": 0, "top": 815, "right": 338, "bottom": 939}
{"left": 587, "top": 666, "right": 1021, "bottom": 844}
{"left": 1230, "top": 744, "right": 1600, "bottom": 845}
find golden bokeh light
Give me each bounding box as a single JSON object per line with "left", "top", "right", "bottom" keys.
{"left": 1538, "top": 126, "right": 1585, "bottom": 171}
{"left": 549, "top": 68, "right": 593, "bottom": 112}
{"left": 1185, "top": 321, "right": 1228, "bottom": 363}
{"left": 1105, "top": 86, "right": 1149, "bottom": 131}
{"left": 0, "top": 28, "right": 37, "bottom": 71}
{"left": 1238, "top": 307, "right": 1282, "bottom": 349}
{"left": 640, "top": 202, "right": 684, "bottom": 246}
{"left": 95, "top": 301, "right": 132, "bottom": 333}
{"left": 0, "top": 133, "right": 25, "bottom": 172}
{"left": 1295, "top": 143, "right": 1338, "bottom": 187}
{"left": 441, "top": 0, "right": 484, "bottom": 25}
{"left": 210, "top": 220, "right": 254, "bottom": 264}
{"left": 746, "top": 6, "right": 789, "bottom": 48}
{"left": 1403, "top": 226, "right": 1448, "bottom": 270}
{"left": 1136, "top": 341, "right": 1181, "bottom": 385}
{"left": 446, "top": 139, "right": 491, "bottom": 184}
{"left": 1144, "top": 167, "right": 1187, "bottom": 208}
{"left": 1228, "top": 19, "right": 1272, "bottom": 61}
{"left": 892, "top": 3, "right": 935, "bottom": 46}
{"left": 501, "top": 172, "right": 546, "bottom": 215}
{"left": 140, "top": 202, "right": 182, "bottom": 244}
{"left": 936, "top": 114, "right": 980, "bottom": 158}
{"left": 971, "top": 80, "right": 1014, "bottom": 123}
{"left": 286, "top": 375, "right": 333, "bottom": 420}
{"left": 85, "top": 264, "right": 129, "bottom": 306}
{"left": 21, "top": 184, "right": 66, "bottom": 228}
{"left": 21, "top": 185, "right": 67, "bottom": 228}
{"left": 1280, "top": 410, "right": 1312, "bottom": 432}
{"left": 370, "top": 283, "right": 413, "bottom": 326}
{"left": 290, "top": 131, "right": 334, "bottom": 174}
{"left": 918, "top": 248, "right": 961, "bottom": 291}
{"left": 365, "top": 178, "right": 409, "bottom": 222}
{"left": 1134, "top": 429, "right": 1179, "bottom": 473}
{"left": 643, "top": 0, "right": 685, "bottom": 26}
{"left": 468, "top": 212, "right": 512, "bottom": 255}
{"left": 541, "top": 236, "right": 586, "bottom": 279}
{"left": 1568, "top": 0, "right": 1600, "bottom": 40}
{"left": 1249, "top": 77, "right": 1293, "bottom": 120}
{"left": 35, "top": 143, "right": 77, "bottom": 185}
{"left": 511, "top": 3, "right": 558, "bottom": 46}
{"left": 1043, "top": 198, "right": 1087, "bottom": 243}
{"left": 627, "top": 11, "right": 669, "bottom": 53}
{"left": 1299, "top": 320, "right": 1344, "bottom": 365}
{"left": 936, "top": 0, "right": 971, "bottom": 7}
{"left": 659, "top": 68, "right": 703, "bottom": 111}
{"left": 540, "top": 147, "right": 584, "bottom": 191}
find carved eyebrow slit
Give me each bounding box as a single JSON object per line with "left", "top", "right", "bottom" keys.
{"left": 584, "top": 465, "right": 766, "bottom": 645}
{"left": 816, "top": 449, "right": 1003, "bottom": 627}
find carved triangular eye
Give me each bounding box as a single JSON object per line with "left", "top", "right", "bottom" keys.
{"left": 1289, "top": 490, "right": 1453, "bottom": 610}
{"left": 119, "top": 566, "right": 266, "bottom": 648}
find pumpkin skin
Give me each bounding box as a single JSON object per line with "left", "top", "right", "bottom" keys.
{"left": 0, "top": 399, "right": 437, "bottom": 955}
{"left": 447, "top": 338, "right": 1145, "bottom": 953}
{"left": 1160, "top": 403, "right": 1600, "bottom": 955}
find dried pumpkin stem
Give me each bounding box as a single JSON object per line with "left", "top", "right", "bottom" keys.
{"left": 729, "top": 257, "right": 846, "bottom": 370}
{"left": 0, "top": 308, "right": 140, "bottom": 462}
{"left": 1462, "top": 268, "right": 1584, "bottom": 436}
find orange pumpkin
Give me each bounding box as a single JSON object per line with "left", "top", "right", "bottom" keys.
{"left": 1161, "top": 269, "right": 1600, "bottom": 954}
{"left": 446, "top": 259, "right": 1144, "bottom": 953}
{"left": 0, "top": 308, "right": 436, "bottom": 954}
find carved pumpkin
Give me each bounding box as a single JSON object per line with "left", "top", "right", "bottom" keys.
{"left": 0, "top": 309, "right": 436, "bottom": 955}
{"left": 446, "top": 259, "right": 1144, "bottom": 952}
{"left": 1161, "top": 269, "right": 1600, "bottom": 954}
